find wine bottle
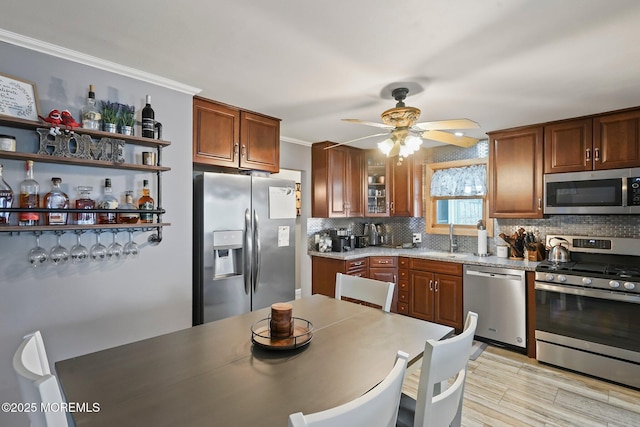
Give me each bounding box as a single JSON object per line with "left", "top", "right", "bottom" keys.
{"left": 97, "top": 178, "right": 118, "bottom": 224}
{"left": 43, "top": 177, "right": 69, "bottom": 225}
{"left": 0, "top": 164, "right": 13, "bottom": 225}
{"left": 18, "top": 160, "right": 40, "bottom": 226}
{"left": 138, "top": 180, "right": 155, "bottom": 223}
{"left": 141, "top": 95, "right": 155, "bottom": 138}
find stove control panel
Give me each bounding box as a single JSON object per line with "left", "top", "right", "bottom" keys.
{"left": 535, "top": 271, "right": 639, "bottom": 294}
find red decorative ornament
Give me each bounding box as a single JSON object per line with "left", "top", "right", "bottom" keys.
{"left": 60, "top": 110, "right": 82, "bottom": 132}
{"left": 39, "top": 109, "right": 62, "bottom": 135}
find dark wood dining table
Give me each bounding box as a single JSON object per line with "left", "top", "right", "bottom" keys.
{"left": 56, "top": 294, "right": 453, "bottom": 427}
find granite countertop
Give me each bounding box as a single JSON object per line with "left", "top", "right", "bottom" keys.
{"left": 308, "top": 246, "right": 540, "bottom": 271}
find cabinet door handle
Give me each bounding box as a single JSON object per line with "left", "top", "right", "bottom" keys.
{"left": 353, "top": 261, "right": 363, "bottom": 266}
{"left": 429, "top": 279, "right": 433, "bottom": 291}
{"left": 393, "top": 274, "right": 397, "bottom": 283}
{"left": 434, "top": 280, "right": 439, "bottom": 292}
{"left": 241, "top": 144, "right": 246, "bottom": 158}
{"left": 594, "top": 147, "right": 600, "bottom": 162}
{"left": 390, "top": 202, "right": 394, "bottom": 212}
{"left": 538, "top": 198, "right": 542, "bottom": 210}
{"left": 234, "top": 143, "right": 239, "bottom": 160}
{"left": 379, "top": 260, "right": 389, "bottom": 264}
{"left": 585, "top": 148, "right": 591, "bottom": 162}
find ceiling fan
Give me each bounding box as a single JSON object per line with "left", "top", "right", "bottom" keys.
{"left": 330, "top": 87, "right": 480, "bottom": 158}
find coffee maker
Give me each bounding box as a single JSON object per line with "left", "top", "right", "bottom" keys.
{"left": 330, "top": 228, "right": 355, "bottom": 252}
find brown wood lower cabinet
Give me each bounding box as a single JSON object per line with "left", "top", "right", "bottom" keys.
{"left": 369, "top": 256, "right": 398, "bottom": 313}
{"left": 406, "top": 258, "right": 464, "bottom": 332}
{"left": 311, "top": 256, "right": 368, "bottom": 297}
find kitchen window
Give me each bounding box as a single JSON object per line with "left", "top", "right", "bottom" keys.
{"left": 425, "top": 158, "right": 492, "bottom": 237}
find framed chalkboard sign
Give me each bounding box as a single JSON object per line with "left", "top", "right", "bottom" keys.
{"left": 0, "top": 73, "right": 41, "bottom": 121}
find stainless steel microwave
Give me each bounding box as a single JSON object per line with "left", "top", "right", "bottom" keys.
{"left": 544, "top": 168, "right": 640, "bottom": 214}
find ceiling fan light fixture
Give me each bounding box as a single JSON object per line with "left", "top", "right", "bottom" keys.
{"left": 405, "top": 135, "right": 423, "bottom": 151}
{"left": 378, "top": 139, "right": 393, "bottom": 155}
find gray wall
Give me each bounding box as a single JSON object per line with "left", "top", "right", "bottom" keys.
{"left": 0, "top": 42, "right": 193, "bottom": 426}
{"left": 279, "top": 141, "right": 312, "bottom": 296}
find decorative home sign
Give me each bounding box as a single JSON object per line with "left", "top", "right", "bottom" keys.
{"left": 0, "top": 73, "right": 40, "bottom": 121}
{"left": 36, "top": 128, "right": 125, "bottom": 162}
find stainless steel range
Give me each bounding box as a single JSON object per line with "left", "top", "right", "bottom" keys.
{"left": 535, "top": 235, "right": 640, "bottom": 389}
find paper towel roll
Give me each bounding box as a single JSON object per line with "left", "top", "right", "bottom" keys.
{"left": 477, "top": 229, "right": 488, "bottom": 255}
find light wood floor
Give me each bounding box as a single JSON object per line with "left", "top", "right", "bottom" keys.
{"left": 402, "top": 344, "right": 640, "bottom": 426}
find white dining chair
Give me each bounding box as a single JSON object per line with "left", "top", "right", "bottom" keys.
{"left": 13, "top": 331, "right": 69, "bottom": 427}
{"left": 289, "top": 350, "right": 409, "bottom": 427}
{"left": 335, "top": 272, "right": 395, "bottom": 312}
{"left": 396, "top": 311, "right": 478, "bottom": 427}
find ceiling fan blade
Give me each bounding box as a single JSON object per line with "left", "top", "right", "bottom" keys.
{"left": 413, "top": 119, "right": 480, "bottom": 131}
{"left": 323, "top": 132, "right": 389, "bottom": 150}
{"left": 342, "top": 118, "right": 394, "bottom": 129}
{"left": 421, "top": 130, "right": 479, "bottom": 148}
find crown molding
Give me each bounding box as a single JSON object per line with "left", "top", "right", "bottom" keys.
{"left": 0, "top": 29, "right": 201, "bottom": 95}
{"left": 280, "top": 135, "right": 313, "bottom": 147}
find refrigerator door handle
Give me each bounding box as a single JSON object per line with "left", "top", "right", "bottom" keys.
{"left": 253, "top": 209, "right": 261, "bottom": 293}
{"left": 243, "top": 208, "right": 251, "bottom": 295}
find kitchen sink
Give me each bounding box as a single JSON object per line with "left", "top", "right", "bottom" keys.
{"left": 420, "top": 251, "right": 470, "bottom": 259}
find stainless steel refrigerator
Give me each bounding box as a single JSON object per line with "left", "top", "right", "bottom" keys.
{"left": 193, "top": 172, "right": 297, "bottom": 325}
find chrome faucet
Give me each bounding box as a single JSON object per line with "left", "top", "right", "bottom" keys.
{"left": 449, "top": 224, "right": 458, "bottom": 253}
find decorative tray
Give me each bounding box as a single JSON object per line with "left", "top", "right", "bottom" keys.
{"left": 251, "top": 317, "right": 314, "bottom": 350}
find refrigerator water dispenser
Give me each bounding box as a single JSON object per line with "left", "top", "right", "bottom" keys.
{"left": 212, "top": 230, "right": 243, "bottom": 279}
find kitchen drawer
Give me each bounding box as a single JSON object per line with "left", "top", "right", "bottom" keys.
{"left": 369, "top": 256, "right": 397, "bottom": 267}
{"left": 398, "top": 269, "right": 408, "bottom": 280}
{"left": 346, "top": 258, "right": 368, "bottom": 273}
{"left": 397, "top": 302, "right": 409, "bottom": 315}
{"left": 398, "top": 257, "right": 409, "bottom": 268}
{"left": 346, "top": 269, "right": 367, "bottom": 278}
{"left": 398, "top": 280, "right": 408, "bottom": 292}
{"left": 398, "top": 290, "right": 409, "bottom": 304}
{"left": 409, "top": 258, "right": 463, "bottom": 276}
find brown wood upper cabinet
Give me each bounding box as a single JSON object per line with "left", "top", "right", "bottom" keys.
{"left": 193, "top": 97, "right": 280, "bottom": 173}
{"left": 545, "top": 109, "right": 640, "bottom": 173}
{"left": 488, "top": 126, "right": 544, "bottom": 218}
{"left": 388, "top": 153, "right": 423, "bottom": 217}
{"left": 312, "top": 142, "right": 364, "bottom": 218}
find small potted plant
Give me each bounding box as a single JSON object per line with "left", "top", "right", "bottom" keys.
{"left": 101, "top": 100, "right": 119, "bottom": 133}
{"left": 118, "top": 104, "right": 136, "bottom": 136}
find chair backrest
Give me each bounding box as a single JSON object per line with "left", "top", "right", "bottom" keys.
{"left": 335, "top": 272, "right": 395, "bottom": 312}
{"left": 413, "top": 311, "right": 478, "bottom": 427}
{"left": 289, "top": 350, "right": 409, "bottom": 427}
{"left": 13, "top": 331, "right": 69, "bottom": 427}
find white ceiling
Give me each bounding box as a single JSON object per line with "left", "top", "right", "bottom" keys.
{"left": 2, "top": 0, "right": 640, "bottom": 149}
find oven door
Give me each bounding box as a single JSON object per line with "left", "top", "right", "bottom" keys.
{"left": 535, "top": 282, "right": 640, "bottom": 362}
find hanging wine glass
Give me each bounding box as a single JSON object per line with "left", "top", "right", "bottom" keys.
{"left": 123, "top": 230, "right": 139, "bottom": 259}
{"left": 70, "top": 232, "right": 89, "bottom": 264}
{"left": 27, "top": 233, "right": 48, "bottom": 267}
{"left": 49, "top": 233, "right": 70, "bottom": 265}
{"left": 90, "top": 231, "right": 107, "bottom": 262}
{"left": 107, "top": 231, "right": 123, "bottom": 261}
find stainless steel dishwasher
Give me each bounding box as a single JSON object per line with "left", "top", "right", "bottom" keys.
{"left": 463, "top": 265, "right": 526, "bottom": 348}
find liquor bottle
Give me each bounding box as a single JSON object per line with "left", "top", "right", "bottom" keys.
{"left": 117, "top": 190, "right": 139, "bottom": 224}
{"left": 75, "top": 186, "right": 95, "bottom": 225}
{"left": 80, "top": 84, "right": 102, "bottom": 130}
{"left": 141, "top": 95, "right": 155, "bottom": 138}
{"left": 43, "top": 177, "right": 69, "bottom": 225}
{"left": 18, "top": 160, "right": 40, "bottom": 226}
{"left": 138, "top": 180, "right": 155, "bottom": 223}
{"left": 0, "top": 164, "right": 13, "bottom": 225}
{"left": 97, "top": 178, "right": 118, "bottom": 224}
